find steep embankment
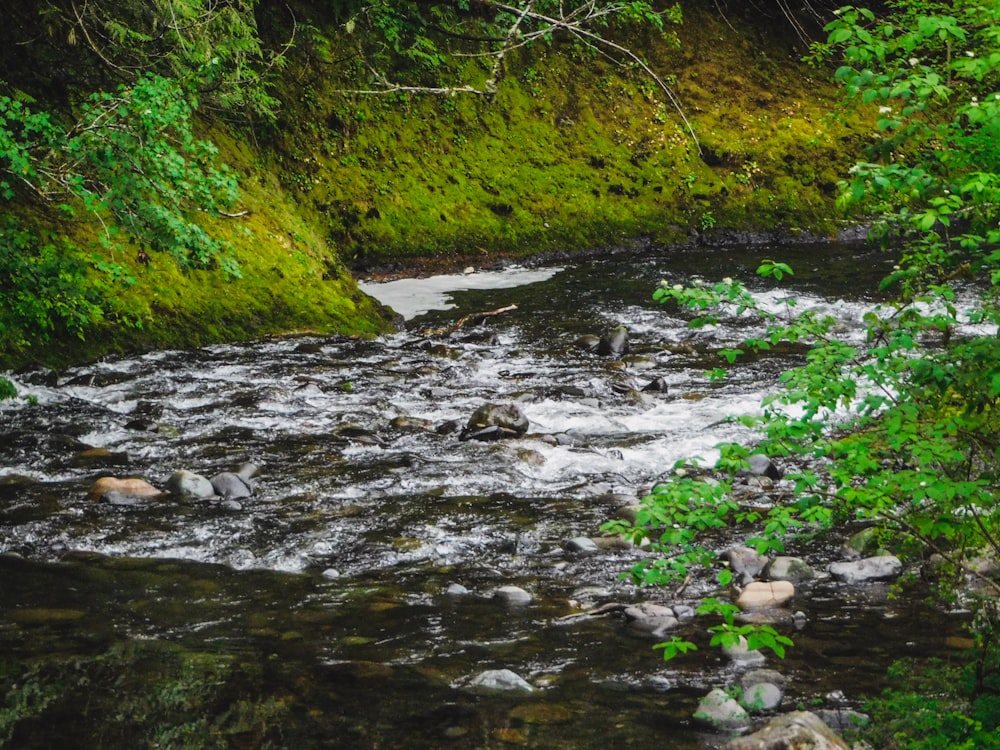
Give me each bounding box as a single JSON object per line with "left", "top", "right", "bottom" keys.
{"left": 1, "top": 1, "right": 868, "bottom": 370}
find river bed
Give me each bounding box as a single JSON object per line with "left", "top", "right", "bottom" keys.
{"left": 0, "top": 242, "right": 970, "bottom": 748}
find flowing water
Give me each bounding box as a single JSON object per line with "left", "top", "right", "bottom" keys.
{"left": 0, "top": 242, "right": 971, "bottom": 748}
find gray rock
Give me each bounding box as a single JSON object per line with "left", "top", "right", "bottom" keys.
{"left": 210, "top": 471, "right": 254, "bottom": 500}
{"left": 460, "top": 403, "right": 529, "bottom": 441}
{"left": 165, "top": 469, "right": 215, "bottom": 498}
{"left": 321, "top": 568, "right": 341, "bottom": 579}
{"left": 693, "top": 688, "right": 751, "bottom": 731}
{"left": 641, "top": 376, "right": 670, "bottom": 393}
{"left": 564, "top": 537, "right": 600, "bottom": 554}
{"left": 748, "top": 453, "right": 783, "bottom": 480}
{"left": 446, "top": 583, "right": 469, "bottom": 596}
{"left": 672, "top": 604, "right": 696, "bottom": 621}
{"left": 494, "top": 585, "right": 532, "bottom": 606}
{"left": 468, "top": 669, "right": 535, "bottom": 694}
{"left": 829, "top": 555, "right": 902, "bottom": 583}
{"left": 573, "top": 334, "right": 601, "bottom": 351}
{"left": 765, "top": 556, "right": 815, "bottom": 583}
{"left": 740, "top": 681, "right": 783, "bottom": 712}
{"left": 721, "top": 546, "right": 769, "bottom": 585}
{"left": 723, "top": 711, "right": 850, "bottom": 750}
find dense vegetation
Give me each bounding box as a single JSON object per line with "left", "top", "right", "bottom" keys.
{"left": 606, "top": 1, "right": 1000, "bottom": 745}
{"left": 3, "top": 0, "right": 996, "bottom": 745}
{"left": 1, "top": 0, "right": 865, "bottom": 374}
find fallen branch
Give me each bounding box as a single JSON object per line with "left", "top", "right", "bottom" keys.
{"left": 423, "top": 304, "right": 518, "bottom": 336}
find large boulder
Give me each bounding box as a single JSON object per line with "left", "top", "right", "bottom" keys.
{"left": 460, "top": 403, "right": 529, "bottom": 441}
{"left": 722, "top": 711, "right": 850, "bottom": 750}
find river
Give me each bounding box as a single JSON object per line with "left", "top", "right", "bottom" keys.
{"left": 0, "top": 241, "right": 969, "bottom": 748}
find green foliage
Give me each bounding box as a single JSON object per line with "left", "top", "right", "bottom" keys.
{"left": 860, "top": 650, "right": 1000, "bottom": 750}
{"left": 0, "top": 73, "right": 242, "bottom": 354}
{"left": 44, "top": 0, "right": 281, "bottom": 123}
{"left": 608, "top": 0, "right": 1000, "bottom": 673}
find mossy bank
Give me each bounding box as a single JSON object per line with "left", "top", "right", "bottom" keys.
{"left": 1, "top": 0, "right": 870, "bottom": 371}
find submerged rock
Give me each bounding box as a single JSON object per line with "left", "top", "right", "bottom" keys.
{"left": 494, "top": 585, "right": 532, "bottom": 606}
{"left": 723, "top": 711, "right": 850, "bottom": 750}
{"left": 468, "top": 669, "right": 535, "bottom": 694}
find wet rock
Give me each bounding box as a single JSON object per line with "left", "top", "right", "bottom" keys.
{"left": 87, "top": 476, "right": 162, "bottom": 503}
{"left": 322, "top": 568, "right": 341, "bottom": 579}
{"left": 446, "top": 583, "right": 469, "bottom": 596}
{"left": 723, "top": 711, "right": 850, "bottom": 750}
{"left": 468, "top": 669, "right": 535, "bottom": 694}
{"left": 740, "top": 681, "right": 783, "bottom": 712}
{"left": 693, "top": 688, "right": 751, "bottom": 731}
{"left": 494, "top": 585, "right": 532, "bottom": 606}
{"left": 764, "top": 556, "right": 815, "bottom": 583}
{"left": 210, "top": 471, "right": 254, "bottom": 500}
{"left": 722, "top": 546, "right": 769, "bottom": 585}
{"left": 165, "top": 469, "right": 215, "bottom": 498}
{"left": 829, "top": 555, "right": 902, "bottom": 583}
{"left": 737, "top": 581, "right": 795, "bottom": 610}
{"left": 748, "top": 453, "right": 783, "bottom": 480}
{"left": 435, "top": 419, "right": 463, "bottom": 436}
{"left": 102, "top": 490, "right": 151, "bottom": 506}
{"left": 641, "top": 376, "right": 670, "bottom": 393}
{"left": 624, "top": 602, "right": 679, "bottom": 637}
{"left": 597, "top": 326, "right": 629, "bottom": 357}
{"left": 550, "top": 429, "right": 587, "bottom": 447}
{"left": 564, "top": 537, "right": 599, "bottom": 554}
{"left": 572, "top": 334, "right": 601, "bottom": 352}
{"left": 460, "top": 403, "right": 529, "bottom": 441}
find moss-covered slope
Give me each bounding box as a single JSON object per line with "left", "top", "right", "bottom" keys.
{"left": 1, "top": 0, "right": 868, "bottom": 370}
{"left": 266, "top": 2, "right": 867, "bottom": 272}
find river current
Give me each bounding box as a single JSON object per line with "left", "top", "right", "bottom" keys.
{"left": 0, "top": 242, "right": 968, "bottom": 748}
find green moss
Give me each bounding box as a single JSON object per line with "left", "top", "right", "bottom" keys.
{"left": 2, "top": 0, "right": 873, "bottom": 370}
